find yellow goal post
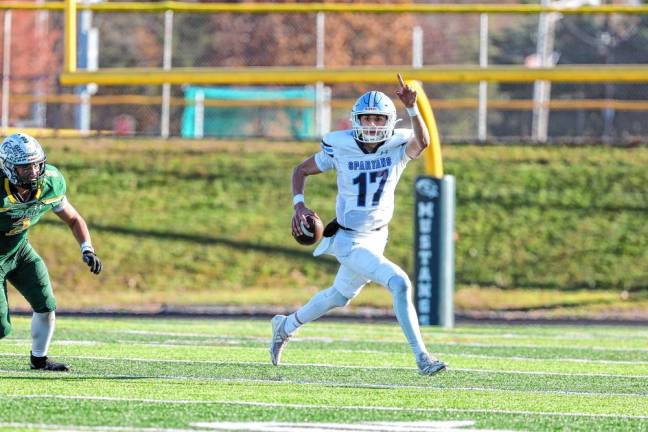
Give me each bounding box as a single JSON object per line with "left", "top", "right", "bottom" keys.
{"left": 406, "top": 80, "right": 443, "bottom": 178}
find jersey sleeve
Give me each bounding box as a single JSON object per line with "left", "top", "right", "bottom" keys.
{"left": 391, "top": 128, "right": 414, "bottom": 164}
{"left": 43, "top": 165, "right": 68, "bottom": 211}
{"left": 52, "top": 196, "right": 69, "bottom": 213}
{"left": 313, "top": 140, "right": 335, "bottom": 172}
{"left": 400, "top": 144, "right": 413, "bottom": 164}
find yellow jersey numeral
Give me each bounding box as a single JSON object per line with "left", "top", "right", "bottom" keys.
{"left": 6, "top": 218, "right": 31, "bottom": 236}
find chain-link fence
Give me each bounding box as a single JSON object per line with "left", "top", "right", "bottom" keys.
{"left": 1, "top": 3, "right": 647, "bottom": 143}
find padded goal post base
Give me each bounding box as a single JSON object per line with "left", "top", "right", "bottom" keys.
{"left": 414, "top": 175, "right": 455, "bottom": 328}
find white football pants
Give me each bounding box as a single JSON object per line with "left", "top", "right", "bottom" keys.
{"left": 316, "top": 228, "right": 400, "bottom": 298}
{"left": 287, "top": 229, "right": 429, "bottom": 357}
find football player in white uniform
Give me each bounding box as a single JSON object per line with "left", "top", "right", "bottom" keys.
{"left": 270, "top": 74, "right": 447, "bottom": 375}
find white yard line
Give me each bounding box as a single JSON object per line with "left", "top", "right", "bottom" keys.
{"left": 434, "top": 341, "right": 648, "bottom": 353}
{"left": 0, "top": 420, "right": 509, "bottom": 432}
{"left": 1, "top": 369, "right": 647, "bottom": 397}
{"left": 432, "top": 367, "right": 648, "bottom": 379}
{"left": 6, "top": 337, "right": 648, "bottom": 361}
{"left": 454, "top": 353, "right": 648, "bottom": 365}
{"left": 3, "top": 396, "right": 648, "bottom": 420}
{"left": 0, "top": 421, "right": 498, "bottom": 432}
{"left": 327, "top": 349, "right": 648, "bottom": 365}
{"left": 0, "top": 422, "right": 194, "bottom": 432}
{"left": 236, "top": 322, "right": 648, "bottom": 339}
{"left": 189, "top": 420, "right": 499, "bottom": 432}
{"left": 110, "top": 329, "right": 648, "bottom": 344}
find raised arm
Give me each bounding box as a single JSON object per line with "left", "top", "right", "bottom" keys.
{"left": 395, "top": 73, "right": 430, "bottom": 160}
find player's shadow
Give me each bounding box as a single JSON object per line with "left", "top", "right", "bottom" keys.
{"left": 54, "top": 162, "right": 271, "bottom": 184}
{"left": 459, "top": 195, "right": 648, "bottom": 213}
{"left": 0, "top": 374, "right": 156, "bottom": 381}
{"left": 458, "top": 278, "right": 647, "bottom": 292}
{"left": 40, "top": 220, "right": 339, "bottom": 271}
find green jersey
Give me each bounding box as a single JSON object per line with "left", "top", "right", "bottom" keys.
{"left": 0, "top": 164, "right": 67, "bottom": 257}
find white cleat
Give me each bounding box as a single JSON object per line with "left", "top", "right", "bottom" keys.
{"left": 270, "top": 314, "right": 290, "bottom": 366}
{"left": 416, "top": 352, "right": 447, "bottom": 376}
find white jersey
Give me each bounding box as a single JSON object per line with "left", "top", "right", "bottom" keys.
{"left": 313, "top": 128, "right": 413, "bottom": 232}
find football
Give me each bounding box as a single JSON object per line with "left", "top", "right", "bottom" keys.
{"left": 293, "top": 214, "right": 324, "bottom": 246}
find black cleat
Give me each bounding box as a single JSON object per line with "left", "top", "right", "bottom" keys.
{"left": 30, "top": 352, "right": 70, "bottom": 372}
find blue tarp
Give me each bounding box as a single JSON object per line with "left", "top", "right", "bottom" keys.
{"left": 181, "top": 86, "right": 316, "bottom": 139}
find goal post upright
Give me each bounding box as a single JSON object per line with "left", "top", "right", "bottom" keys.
{"left": 64, "top": 0, "right": 77, "bottom": 73}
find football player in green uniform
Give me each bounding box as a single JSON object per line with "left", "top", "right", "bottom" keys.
{"left": 0, "top": 133, "right": 102, "bottom": 371}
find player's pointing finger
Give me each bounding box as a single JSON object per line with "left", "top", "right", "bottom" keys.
{"left": 397, "top": 73, "right": 406, "bottom": 87}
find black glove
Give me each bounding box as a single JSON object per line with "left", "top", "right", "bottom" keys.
{"left": 82, "top": 251, "right": 102, "bottom": 274}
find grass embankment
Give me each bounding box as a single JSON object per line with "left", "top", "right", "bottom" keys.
{"left": 11, "top": 138, "right": 647, "bottom": 317}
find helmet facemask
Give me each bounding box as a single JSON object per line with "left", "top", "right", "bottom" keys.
{"left": 352, "top": 113, "right": 397, "bottom": 143}
{"left": 351, "top": 91, "right": 398, "bottom": 144}
{"left": 14, "top": 161, "right": 46, "bottom": 191}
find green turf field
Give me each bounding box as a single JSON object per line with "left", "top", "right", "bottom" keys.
{"left": 1, "top": 316, "right": 647, "bottom": 431}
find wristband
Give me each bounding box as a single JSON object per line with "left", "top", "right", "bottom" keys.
{"left": 80, "top": 241, "right": 94, "bottom": 254}
{"left": 292, "top": 194, "right": 305, "bottom": 206}
{"left": 406, "top": 106, "right": 419, "bottom": 117}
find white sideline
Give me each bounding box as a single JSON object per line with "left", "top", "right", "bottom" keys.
{"left": 3, "top": 395, "right": 648, "bottom": 420}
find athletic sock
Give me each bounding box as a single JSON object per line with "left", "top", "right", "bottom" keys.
{"left": 283, "top": 312, "right": 303, "bottom": 336}
{"left": 31, "top": 311, "right": 55, "bottom": 358}
{"left": 388, "top": 278, "right": 427, "bottom": 358}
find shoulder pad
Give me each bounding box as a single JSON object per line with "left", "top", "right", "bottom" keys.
{"left": 42, "top": 164, "right": 67, "bottom": 196}
{"left": 380, "top": 128, "right": 412, "bottom": 150}
{"left": 321, "top": 130, "right": 364, "bottom": 157}
{"left": 44, "top": 164, "right": 62, "bottom": 178}
{"left": 319, "top": 139, "right": 334, "bottom": 157}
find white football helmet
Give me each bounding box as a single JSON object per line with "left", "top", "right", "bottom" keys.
{"left": 350, "top": 91, "right": 397, "bottom": 143}
{"left": 0, "top": 133, "right": 47, "bottom": 190}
